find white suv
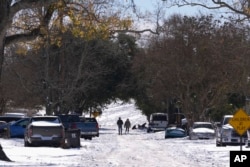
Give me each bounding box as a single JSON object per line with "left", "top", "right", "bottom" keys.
{"left": 216, "top": 115, "right": 248, "bottom": 146}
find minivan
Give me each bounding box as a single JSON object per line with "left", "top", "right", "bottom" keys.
{"left": 147, "top": 113, "right": 168, "bottom": 132}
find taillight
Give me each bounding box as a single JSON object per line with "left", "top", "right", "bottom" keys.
{"left": 96, "top": 123, "right": 99, "bottom": 129}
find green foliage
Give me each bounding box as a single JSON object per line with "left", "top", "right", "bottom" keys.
{"left": 209, "top": 104, "right": 235, "bottom": 122}
{"left": 227, "top": 93, "right": 246, "bottom": 109}
{"left": 4, "top": 31, "right": 138, "bottom": 114}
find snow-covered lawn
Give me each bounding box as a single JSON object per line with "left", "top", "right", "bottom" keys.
{"left": 0, "top": 101, "right": 249, "bottom": 167}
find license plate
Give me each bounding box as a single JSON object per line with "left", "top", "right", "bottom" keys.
{"left": 71, "top": 133, "right": 76, "bottom": 138}
{"left": 42, "top": 136, "right": 52, "bottom": 140}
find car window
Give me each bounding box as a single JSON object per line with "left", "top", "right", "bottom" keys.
{"left": 16, "top": 119, "right": 30, "bottom": 126}
{"left": 32, "top": 117, "right": 60, "bottom": 123}
{"left": 57, "top": 115, "right": 80, "bottom": 122}
{"left": 223, "top": 117, "right": 232, "bottom": 125}
{"left": 84, "top": 118, "right": 97, "bottom": 123}
{"left": 193, "top": 123, "right": 213, "bottom": 129}
{"left": 152, "top": 115, "right": 167, "bottom": 121}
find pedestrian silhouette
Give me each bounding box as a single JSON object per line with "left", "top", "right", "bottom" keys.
{"left": 117, "top": 117, "right": 123, "bottom": 135}
{"left": 124, "top": 118, "right": 131, "bottom": 134}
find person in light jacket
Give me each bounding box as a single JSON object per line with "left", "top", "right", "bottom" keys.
{"left": 117, "top": 117, "right": 124, "bottom": 135}
{"left": 124, "top": 118, "right": 131, "bottom": 134}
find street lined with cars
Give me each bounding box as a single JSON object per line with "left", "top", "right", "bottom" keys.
{"left": 0, "top": 113, "right": 102, "bottom": 149}
{"left": 0, "top": 112, "right": 249, "bottom": 151}
{"left": 1, "top": 102, "right": 250, "bottom": 167}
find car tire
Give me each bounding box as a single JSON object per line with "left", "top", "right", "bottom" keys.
{"left": 216, "top": 141, "right": 221, "bottom": 147}
{"left": 216, "top": 141, "right": 226, "bottom": 147}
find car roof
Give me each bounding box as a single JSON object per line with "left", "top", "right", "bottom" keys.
{"left": 224, "top": 115, "right": 233, "bottom": 118}
{"left": 193, "top": 122, "right": 212, "bottom": 124}
{"left": 31, "top": 115, "right": 59, "bottom": 118}
{"left": 4, "top": 112, "right": 27, "bottom": 117}
{"left": 151, "top": 113, "right": 167, "bottom": 115}
{"left": 0, "top": 116, "right": 25, "bottom": 122}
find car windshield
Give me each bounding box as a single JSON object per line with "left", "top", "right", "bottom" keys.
{"left": 81, "top": 118, "right": 97, "bottom": 123}
{"left": 152, "top": 115, "right": 167, "bottom": 121}
{"left": 193, "top": 123, "right": 213, "bottom": 129}
{"left": 223, "top": 117, "right": 232, "bottom": 125}
{"left": 58, "top": 115, "right": 80, "bottom": 122}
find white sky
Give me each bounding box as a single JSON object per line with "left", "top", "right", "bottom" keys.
{"left": 133, "top": 0, "right": 213, "bottom": 16}
{"left": 1, "top": 100, "right": 249, "bottom": 166}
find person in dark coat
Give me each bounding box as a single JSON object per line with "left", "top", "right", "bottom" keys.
{"left": 124, "top": 118, "right": 131, "bottom": 134}
{"left": 117, "top": 117, "right": 123, "bottom": 135}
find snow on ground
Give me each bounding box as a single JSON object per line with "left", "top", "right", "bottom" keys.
{"left": 0, "top": 100, "right": 249, "bottom": 167}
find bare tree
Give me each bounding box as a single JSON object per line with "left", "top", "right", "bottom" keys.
{"left": 163, "top": 0, "right": 250, "bottom": 19}
{"left": 132, "top": 14, "right": 250, "bottom": 123}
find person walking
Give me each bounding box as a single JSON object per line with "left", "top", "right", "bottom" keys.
{"left": 124, "top": 118, "right": 131, "bottom": 134}
{"left": 117, "top": 117, "right": 123, "bottom": 135}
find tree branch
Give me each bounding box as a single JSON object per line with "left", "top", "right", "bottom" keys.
{"left": 113, "top": 29, "right": 159, "bottom": 35}
{"left": 5, "top": 28, "right": 43, "bottom": 45}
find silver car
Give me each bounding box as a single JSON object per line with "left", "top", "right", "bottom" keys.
{"left": 24, "top": 116, "right": 65, "bottom": 147}
{"left": 189, "top": 122, "right": 215, "bottom": 140}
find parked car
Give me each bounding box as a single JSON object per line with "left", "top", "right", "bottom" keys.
{"left": 0, "top": 118, "right": 30, "bottom": 138}
{"left": 8, "top": 118, "right": 30, "bottom": 138}
{"left": 189, "top": 122, "right": 215, "bottom": 140}
{"left": 165, "top": 126, "right": 187, "bottom": 138}
{"left": 216, "top": 115, "right": 248, "bottom": 146}
{"left": 247, "top": 129, "right": 250, "bottom": 147}
{"left": 57, "top": 114, "right": 99, "bottom": 140}
{"left": 147, "top": 113, "right": 168, "bottom": 132}
{"left": 24, "top": 116, "right": 65, "bottom": 147}
{"left": 79, "top": 117, "right": 99, "bottom": 140}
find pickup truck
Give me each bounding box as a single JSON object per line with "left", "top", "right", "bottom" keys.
{"left": 24, "top": 116, "right": 65, "bottom": 147}
{"left": 216, "top": 115, "right": 248, "bottom": 146}
{"left": 79, "top": 117, "right": 99, "bottom": 140}
{"left": 57, "top": 115, "right": 99, "bottom": 140}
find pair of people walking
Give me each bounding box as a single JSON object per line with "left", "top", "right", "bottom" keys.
{"left": 117, "top": 117, "right": 131, "bottom": 135}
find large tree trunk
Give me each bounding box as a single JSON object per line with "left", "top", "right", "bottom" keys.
{"left": 0, "top": 0, "right": 9, "bottom": 114}
{"left": 0, "top": 33, "right": 6, "bottom": 114}
{"left": 0, "top": 144, "right": 12, "bottom": 162}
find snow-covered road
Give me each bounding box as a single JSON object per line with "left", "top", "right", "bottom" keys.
{"left": 0, "top": 101, "right": 249, "bottom": 167}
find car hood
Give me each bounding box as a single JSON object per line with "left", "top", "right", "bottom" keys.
{"left": 222, "top": 124, "right": 233, "bottom": 129}
{"left": 30, "top": 121, "right": 62, "bottom": 127}
{"left": 193, "top": 128, "right": 215, "bottom": 133}
{"left": 167, "top": 127, "right": 186, "bottom": 132}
